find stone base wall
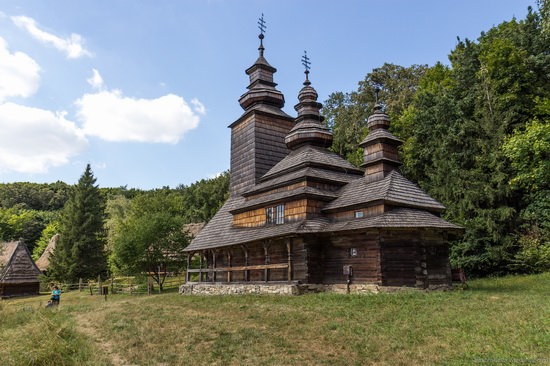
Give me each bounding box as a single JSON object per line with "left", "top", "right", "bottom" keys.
{"left": 179, "top": 282, "right": 451, "bottom": 296}
{"left": 179, "top": 283, "right": 300, "bottom": 295}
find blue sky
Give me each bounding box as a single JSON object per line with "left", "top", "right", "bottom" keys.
{"left": 0, "top": 0, "right": 535, "bottom": 189}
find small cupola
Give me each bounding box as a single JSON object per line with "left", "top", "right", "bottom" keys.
{"left": 285, "top": 51, "right": 333, "bottom": 150}
{"left": 359, "top": 92, "right": 403, "bottom": 182}
{"left": 238, "top": 14, "right": 285, "bottom": 111}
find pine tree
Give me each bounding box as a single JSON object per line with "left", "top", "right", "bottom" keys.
{"left": 49, "top": 164, "right": 107, "bottom": 282}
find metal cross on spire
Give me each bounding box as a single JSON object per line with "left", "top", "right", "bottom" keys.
{"left": 302, "top": 51, "right": 311, "bottom": 84}
{"left": 374, "top": 87, "right": 380, "bottom": 103}
{"left": 258, "top": 13, "right": 266, "bottom": 35}
{"left": 301, "top": 50, "right": 311, "bottom": 72}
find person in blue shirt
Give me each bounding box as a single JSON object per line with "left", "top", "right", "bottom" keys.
{"left": 51, "top": 285, "right": 61, "bottom": 305}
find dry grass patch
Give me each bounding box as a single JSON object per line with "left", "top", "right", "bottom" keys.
{"left": 2, "top": 273, "right": 549, "bottom": 365}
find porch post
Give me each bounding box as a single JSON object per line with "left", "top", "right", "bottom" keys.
{"left": 212, "top": 250, "right": 217, "bottom": 283}
{"left": 286, "top": 238, "right": 293, "bottom": 282}
{"left": 186, "top": 252, "right": 192, "bottom": 283}
{"left": 227, "top": 249, "right": 232, "bottom": 283}
{"left": 198, "top": 251, "right": 203, "bottom": 283}
{"left": 263, "top": 241, "right": 270, "bottom": 282}
{"left": 241, "top": 245, "right": 250, "bottom": 282}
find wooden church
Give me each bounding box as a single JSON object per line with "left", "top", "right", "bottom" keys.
{"left": 1, "top": 241, "right": 42, "bottom": 298}
{"left": 182, "top": 24, "right": 462, "bottom": 294}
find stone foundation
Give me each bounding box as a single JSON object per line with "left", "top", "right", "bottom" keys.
{"left": 178, "top": 282, "right": 445, "bottom": 295}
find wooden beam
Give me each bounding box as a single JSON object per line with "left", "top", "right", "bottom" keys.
{"left": 186, "top": 263, "right": 289, "bottom": 273}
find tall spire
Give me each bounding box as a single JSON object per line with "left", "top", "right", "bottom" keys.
{"left": 285, "top": 51, "right": 333, "bottom": 150}
{"left": 359, "top": 94, "right": 403, "bottom": 182}
{"left": 239, "top": 14, "right": 285, "bottom": 111}
{"left": 258, "top": 13, "right": 266, "bottom": 57}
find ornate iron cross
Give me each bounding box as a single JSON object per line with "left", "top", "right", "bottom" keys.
{"left": 258, "top": 14, "right": 266, "bottom": 35}
{"left": 302, "top": 51, "right": 311, "bottom": 72}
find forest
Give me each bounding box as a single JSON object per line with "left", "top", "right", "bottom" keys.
{"left": 1, "top": 2, "right": 548, "bottom": 279}
{"left": 322, "top": 3, "right": 549, "bottom": 276}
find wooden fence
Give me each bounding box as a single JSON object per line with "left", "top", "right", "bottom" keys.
{"left": 41, "top": 275, "right": 185, "bottom": 296}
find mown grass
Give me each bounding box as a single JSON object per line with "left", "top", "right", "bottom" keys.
{"left": 2, "top": 273, "right": 549, "bottom": 365}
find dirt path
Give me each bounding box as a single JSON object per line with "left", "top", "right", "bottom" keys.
{"left": 74, "top": 314, "right": 133, "bottom": 366}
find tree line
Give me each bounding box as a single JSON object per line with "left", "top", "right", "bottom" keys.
{"left": 323, "top": 2, "right": 550, "bottom": 276}
{"left": 0, "top": 167, "right": 229, "bottom": 287}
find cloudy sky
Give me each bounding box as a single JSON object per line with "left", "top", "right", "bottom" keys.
{"left": 0, "top": 0, "right": 535, "bottom": 189}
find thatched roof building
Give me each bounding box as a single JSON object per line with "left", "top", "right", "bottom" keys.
{"left": 1, "top": 241, "right": 42, "bottom": 298}
{"left": 35, "top": 233, "right": 60, "bottom": 272}
{"left": 183, "top": 28, "right": 462, "bottom": 294}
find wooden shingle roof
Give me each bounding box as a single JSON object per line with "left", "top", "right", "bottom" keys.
{"left": 323, "top": 170, "right": 446, "bottom": 213}
{"left": 260, "top": 145, "right": 363, "bottom": 181}
{"left": 326, "top": 208, "right": 462, "bottom": 233}
{"left": 231, "top": 186, "right": 338, "bottom": 214}
{"left": 185, "top": 204, "right": 461, "bottom": 252}
{"left": 244, "top": 167, "right": 356, "bottom": 196}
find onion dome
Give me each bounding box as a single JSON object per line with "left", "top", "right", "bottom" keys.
{"left": 238, "top": 17, "right": 285, "bottom": 111}
{"left": 285, "top": 52, "right": 333, "bottom": 150}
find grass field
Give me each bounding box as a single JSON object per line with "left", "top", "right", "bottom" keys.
{"left": 1, "top": 273, "right": 549, "bottom": 366}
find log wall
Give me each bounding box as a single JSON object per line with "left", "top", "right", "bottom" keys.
{"left": 229, "top": 113, "right": 294, "bottom": 197}
{"left": 320, "top": 232, "right": 382, "bottom": 284}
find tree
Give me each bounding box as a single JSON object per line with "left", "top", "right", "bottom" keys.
{"left": 49, "top": 164, "right": 108, "bottom": 282}
{"left": 322, "top": 63, "right": 427, "bottom": 166}
{"left": 32, "top": 221, "right": 60, "bottom": 261}
{"left": 111, "top": 192, "right": 190, "bottom": 291}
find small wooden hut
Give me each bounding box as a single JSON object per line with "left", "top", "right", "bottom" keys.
{"left": 183, "top": 30, "right": 463, "bottom": 294}
{"left": 1, "top": 241, "right": 42, "bottom": 297}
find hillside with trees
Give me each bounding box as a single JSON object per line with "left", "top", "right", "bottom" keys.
{"left": 0, "top": 170, "right": 229, "bottom": 281}
{"left": 323, "top": 2, "right": 549, "bottom": 276}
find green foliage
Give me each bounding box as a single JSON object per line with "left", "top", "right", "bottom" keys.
{"left": 49, "top": 164, "right": 108, "bottom": 282}
{"left": 324, "top": 4, "right": 550, "bottom": 277}
{"left": 0, "top": 181, "right": 70, "bottom": 211}
{"left": 503, "top": 114, "right": 550, "bottom": 191}
{"left": 110, "top": 192, "right": 191, "bottom": 289}
{"left": 323, "top": 63, "right": 428, "bottom": 166}
{"left": 32, "top": 222, "right": 60, "bottom": 261}
{"left": 0, "top": 207, "right": 57, "bottom": 253}
{"left": 177, "top": 170, "right": 230, "bottom": 223}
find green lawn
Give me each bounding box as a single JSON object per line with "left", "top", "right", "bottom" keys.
{"left": 1, "top": 273, "right": 549, "bottom": 365}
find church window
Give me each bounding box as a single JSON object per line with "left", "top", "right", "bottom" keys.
{"left": 266, "top": 207, "right": 274, "bottom": 224}
{"left": 266, "top": 204, "right": 285, "bottom": 225}
{"left": 276, "top": 204, "right": 285, "bottom": 224}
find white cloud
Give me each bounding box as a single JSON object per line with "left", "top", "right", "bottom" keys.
{"left": 0, "top": 102, "right": 88, "bottom": 173}
{"left": 0, "top": 37, "right": 40, "bottom": 102}
{"left": 87, "top": 69, "right": 104, "bottom": 90}
{"left": 11, "top": 15, "right": 92, "bottom": 58}
{"left": 76, "top": 91, "right": 201, "bottom": 143}
{"left": 191, "top": 98, "right": 206, "bottom": 115}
